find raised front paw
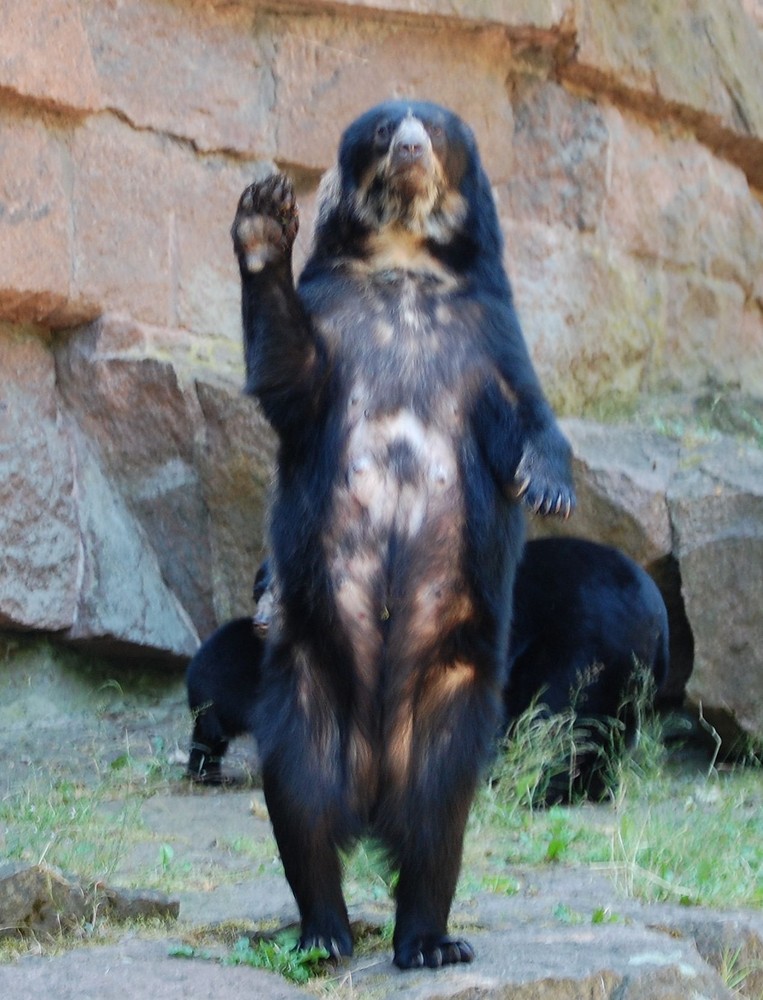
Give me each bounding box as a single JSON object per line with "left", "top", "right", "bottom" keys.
{"left": 394, "top": 933, "right": 475, "bottom": 970}
{"left": 231, "top": 173, "right": 299, "bottom": 273}
{"left": 513, "top": 437, "right": 576, "bottom": 519}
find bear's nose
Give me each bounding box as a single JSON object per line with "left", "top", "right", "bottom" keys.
{"left": 391, "top": 117, "right": 430, "bottom": 164}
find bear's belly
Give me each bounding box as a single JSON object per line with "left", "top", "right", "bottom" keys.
{"left": 345, "top": 406, "right": 457, "bottom": 533}
{"left": 326, "top": 403, "right": 466, "bottom": 666}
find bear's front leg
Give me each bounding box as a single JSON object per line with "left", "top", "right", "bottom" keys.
{"left": 513, "top": 422, "right": 575, "bottom": 519}
{"left": 231, "top": 175, "right": 324, "bottom": 437}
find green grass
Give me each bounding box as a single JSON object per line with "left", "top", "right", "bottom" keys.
{"left": 472, "top": 701, "right": 762, "bottom": 910}
{"left": 0, "top": 771, "right": 145, "bottom": 885}
{"left": 171, "top": 933, "right": 330, "bottom": 984}
{"left": 608, "top": 761, "right": 762, "bottom": 907}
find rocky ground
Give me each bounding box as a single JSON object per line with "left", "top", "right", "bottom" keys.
{"left": 0, "top": 668, "right": 761, "bottom": 1000}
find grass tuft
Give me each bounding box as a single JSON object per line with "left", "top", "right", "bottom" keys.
{"left": 477, "top": 684, "right": 762, "bottom": 911}
{"left": 170, "top": 933, "right": 330, "bottom": 984}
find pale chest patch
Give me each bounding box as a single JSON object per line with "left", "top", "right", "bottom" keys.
{"left": 344, "top": 403, "right": 458, "bottom": 536}
{"left": 327, "top": 395, "right": 463, "bottom": 651}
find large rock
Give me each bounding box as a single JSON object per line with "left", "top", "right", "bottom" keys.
{"left": 0, "top": 116, "right": 82, "bottom": 326}
{"left": 0, "top": 323, "right": 199, "bottom": 660}
{"left": 195, "top": 380, "right": 276, "bottom": 624}
{"left": 0, "top": 0, "right": 100, "bottom": 115}
{"left": 0, "top": 863, "right": 87, "bottom": 939}
{"left": 2, "top": 313, "right": 274, "bottom": 659}
{"left": 62, "top": 420, "right": 199, "bottom": 660}
{"left": 530, "top": 418, "right": 677, "bottom": 566}
{"left": 668, "top": 438, "right": 763, "bottom": 742}
{"left": 564, "top": 0, "right": 763, "bottom": 187}
{"left": 503, "top": 80, "right": 609, "bottom": 234}
{"left": 600, "top": 110, "right": 763, "bottom": 398}
{"left": 0, "top": 863, "right": 178, "bottom": 940}
{"left": 79, "top": 0, "right": 274, "bottom": 158}
{"left": 0, "top": 326, "right": 80, "bottom": 630}
{"left": 499, "top": 84, "right": 763, "bottom": 412}
{"left": 530, "top": 418, "right": 763, "bottom": 732}
{"left": 68, "top": 116, "right": 183, "bottom": 330}
{"left": 55, "top": 316, "right": 276, "bottom": 639}
{"left": 66, "top": 113, "right": 269, "bottom": 350}
{"left": 56, "top": 318, "right": 217, "bottom": 638}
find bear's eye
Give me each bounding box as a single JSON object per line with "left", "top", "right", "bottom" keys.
{"left": 374, "top": 122, "right": 391, "bottom": 145}
{"left": 428, "top": 124, "right": 444, "bottom": 143}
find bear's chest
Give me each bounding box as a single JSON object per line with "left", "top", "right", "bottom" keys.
{"left": 316, "top": 269, "right": 479, "bottom": 406}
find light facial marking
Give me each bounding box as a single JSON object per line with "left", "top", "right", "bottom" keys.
{"left": 313, "top": 164, "right": 342, "bottom": 230}
{"left": 353, "top": 115, "right": 452, "bottom": 235}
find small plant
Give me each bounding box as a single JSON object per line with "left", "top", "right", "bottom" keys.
{"left": 342, "top": 842, "right": 396, "bottom": 904}
{"left": 158, "top": 843, "right": 175, "bottom": 873}
{"left": 500, "top": 658, "right": 664, "bottom": 810}
{"left": 717, "top": 944, "right": 762, "bottom": 996}
{"left": 171, "top": 934, "right": 330, "bottom": 984}
{"left": 544, "top": 811, "right": 578, "bottom": 862}
{"left": 552, "top": 902, "right": 583, "bottom": 924}
{"left": 481, "top": 873, "right": 520, "bottom": 896}
{"left": 591, "top": 906, "right": 620, "bottom": 924}
{"left": 226, "top": 935, "right": 330, "bottom": 982}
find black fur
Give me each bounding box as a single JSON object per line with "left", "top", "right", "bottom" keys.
{"left": 186, "top": 618, "right": 263, "bottom": 784}
{"left": 505, "top": 537, "right": 669, "bottom": 802}
{"left": 186, "top": 566, "right": 270, "bottom": 783}
{"left": 230, "top": 100, "right": 573, "bottom": 968}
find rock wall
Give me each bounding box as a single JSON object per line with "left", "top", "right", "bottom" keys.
{"left": 0, "top": 1, "right": 761, "bottom": 735}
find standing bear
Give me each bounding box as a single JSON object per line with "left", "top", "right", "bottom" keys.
{"left": 231, "top": 100, "right": 574, "bottom": 969}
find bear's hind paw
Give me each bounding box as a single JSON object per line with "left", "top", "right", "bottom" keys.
{"left": 394, "top": 934, "right": 475, "bottom": 970}
{"left": 298, "top": 931, "right": 353, "bottom": 961}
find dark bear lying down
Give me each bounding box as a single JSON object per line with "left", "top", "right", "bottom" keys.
{"left": 187, "top": 537, "right": 669, "bottom": 797}
{"left": 505, "top": 536, "right": 669, "bottom": 802}
{"left": 229, "top": 99, "right": 574, "bottom": 968}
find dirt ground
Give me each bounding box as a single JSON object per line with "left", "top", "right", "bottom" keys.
{"left": 0, "top": 652, "right": 761, "bottom": 1000}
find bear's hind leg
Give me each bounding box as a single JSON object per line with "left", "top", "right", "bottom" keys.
{"left": 383, "top": 663, "right": 498, "bottom": 969}
{"left": 391, "top": 796, "right": 476, "bottom": 969}
{"left": 262, "top": 765, "right": 354, "bottom": 958}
